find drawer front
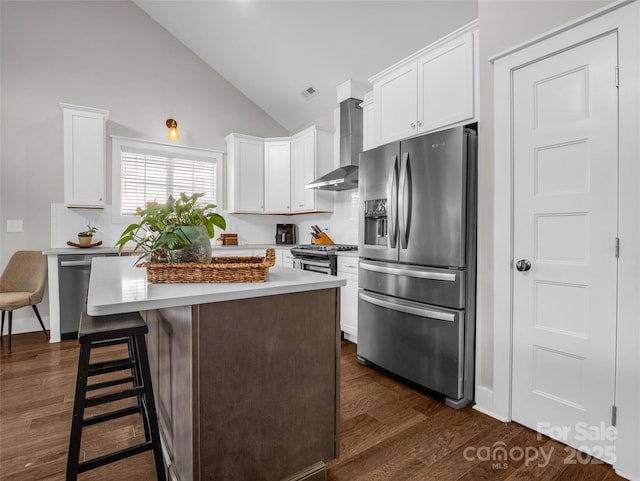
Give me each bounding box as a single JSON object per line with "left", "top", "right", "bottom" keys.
{"left": 338, "top": 258, "right": 359, "bottom": 277}
{"left": 357, "top": 290, "right": 464, "bottom": 399}
{"left": 359, "top": 259, "right": 465, "bottom": 309}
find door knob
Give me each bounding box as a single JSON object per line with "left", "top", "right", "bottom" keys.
{"left": 515, "top": 259, "right": 531, "bottom": 272}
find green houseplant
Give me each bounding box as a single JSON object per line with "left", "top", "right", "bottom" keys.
{"left": 116, "top": 193, "right": 226, "bottom": 263}
{"left": 78, "top": 224, "right": 97, "bottom": 247}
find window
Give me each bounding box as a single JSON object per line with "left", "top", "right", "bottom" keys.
{"left": 112, "top": 137, "right": 223, "bottom": 223}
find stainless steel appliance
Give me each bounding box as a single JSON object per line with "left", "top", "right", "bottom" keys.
{"left": 357, "top": 126, "right": 477, "bottom": 409}
{"left": 306, "top": 98, "right": 362, "bottom": 191}
{"left": 58, "top": 253, "right": 118, "bottom": 339}
{"left": 275, "top": 223, "right": 297, "bottom": 245}
{"left": 291, "top": 245, "right": 358, "bottom": 276}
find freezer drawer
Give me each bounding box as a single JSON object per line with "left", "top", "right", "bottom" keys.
{"left": 359, "top": 259, "right": 465, "bottom": 309}
{"left": 357, "top": 290, "right": 464, "bottom": 399}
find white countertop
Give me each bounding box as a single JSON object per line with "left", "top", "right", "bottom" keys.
{"left": 87, "top": 256, "right": 346, "bottom": 316}
{"left": 43, "top": 244, "right": 285, "bottom": 256}
{"left": 44, "top": 244, "right": 360, "bottom": 257}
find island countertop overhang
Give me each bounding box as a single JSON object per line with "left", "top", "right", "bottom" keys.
{"left": 87, "top": 256, "right": 347, "bottom": 316}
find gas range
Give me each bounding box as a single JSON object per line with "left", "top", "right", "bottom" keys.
{"left": 290, "top": 244, "right": 358, "bottom": 275}
{"left": 292, "top": 244, "right": 358, "bottom": 253}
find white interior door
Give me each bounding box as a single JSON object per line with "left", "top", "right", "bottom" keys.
{"left": 512, "top": 32, "right": 618, "bottom": 462}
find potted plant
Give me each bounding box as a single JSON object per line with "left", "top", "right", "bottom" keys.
{"left": 116, "top": 192, "right": 226, "bottom": 263}
{"left": 77, "top": 224, "right": 97, "bottom": 247}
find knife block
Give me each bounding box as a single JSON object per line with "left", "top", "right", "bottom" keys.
{"left": 312, "top": 232, "right": 334, "bottom": 245}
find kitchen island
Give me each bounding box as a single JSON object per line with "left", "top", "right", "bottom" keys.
{"left": 87, "top": 256, "right": 345, "bottom": 481}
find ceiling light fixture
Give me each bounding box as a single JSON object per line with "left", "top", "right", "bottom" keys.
{"left": 166, "top": 118, "right": 180, "bottom": 141}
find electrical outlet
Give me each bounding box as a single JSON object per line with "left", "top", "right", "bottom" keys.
{"left": 7, "top": 220, "right": 23, "bottom": 233}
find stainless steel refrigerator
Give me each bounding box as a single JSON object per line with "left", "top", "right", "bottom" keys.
{"left": 357, "top": 126, "right": 477, "bottom": 409}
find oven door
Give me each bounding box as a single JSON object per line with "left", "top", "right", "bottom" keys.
{"left": 357, "top": 289, "right": 464, "bottom": 399}
{"left": 299, "top": 258, "right": 333, "bottom": 275}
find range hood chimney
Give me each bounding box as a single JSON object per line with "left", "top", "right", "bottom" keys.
{"left": 306, "top": 97, "right": 362, "bottom": 191}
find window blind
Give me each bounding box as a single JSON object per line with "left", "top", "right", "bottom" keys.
{"left": 120, "top": 151, "right": 217, "bottom": 216}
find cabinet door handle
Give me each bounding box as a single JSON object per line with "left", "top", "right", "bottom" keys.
{"left": 417, "top": 121, "right": 422, "bottom": 127}
{"left": 410, "top": 122, "right": 416, "bottom": 129}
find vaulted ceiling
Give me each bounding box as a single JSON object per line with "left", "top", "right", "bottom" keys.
{"left": 135, "top": 1, "right": 478, "bottom": 132}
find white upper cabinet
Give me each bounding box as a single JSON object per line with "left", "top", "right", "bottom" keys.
{"left": 225, "top": 133, "right": 265, "bottom": 213}
{"left": 418, "top": 30, "right": 475, "bottom": 133}
{"left": 290, "top": 127, "right": 333, "bottom": 213}
{"left": 227, "top": 127, "right": 334, "bottom": 215}
{"left": 370, "top": 20, "right": 478, "bottom": 146}
{"left": 290, "top": 130, "right": 314, "bottom": 212}
{"left": 61, "top": 103, "right": 109, "bottom": 208}
{"left": 264, "top": 140, "right": 291, "bottom": 213}
{"left": 361, "top": 92, "right": 376, "bottom": 151}
{"left": 374, "top": 62, "right": 418, "bottom": 145}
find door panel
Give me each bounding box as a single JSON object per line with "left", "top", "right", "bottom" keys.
{"left": 399, "top": 128, "right": 467, "bottom": 267}
{"left": 512, "top": 32, "right": 618, "bottom": 461}
{"left": 359, "top": 142, "right": 401, "bottom": 262}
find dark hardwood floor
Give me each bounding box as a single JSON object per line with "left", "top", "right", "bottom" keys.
{"left": 0, "top": 332, "right": 624, "bottom": 480}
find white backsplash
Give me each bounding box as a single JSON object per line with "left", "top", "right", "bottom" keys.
{"left": 51, "top": 190, "right": 359, "bottom": 249}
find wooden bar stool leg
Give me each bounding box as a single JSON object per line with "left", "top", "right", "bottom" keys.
{"left": 135, "top": 334, "right": 166, "bottom": 481}
{"left": 66, "top": 342, "right": 91, "bottom": 481}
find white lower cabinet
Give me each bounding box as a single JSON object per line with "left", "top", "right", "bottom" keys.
{"left": 213, "top": 248, "right": 256, "bottom": 258}
{"left": 338, "top": 257, "right": 358, "bottom": 343}
{"left": 275, "top": 247, "right": 296, "bottom": 268}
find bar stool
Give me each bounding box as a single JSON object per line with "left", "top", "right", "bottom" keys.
{"left": 66, "top": 311, "right": 166, "bottom": 481}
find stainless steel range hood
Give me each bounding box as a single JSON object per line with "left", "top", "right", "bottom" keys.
{"left": 306, "top": 97, "right": 362, "bottom": 191}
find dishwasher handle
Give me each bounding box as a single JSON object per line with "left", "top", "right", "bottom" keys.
{"left": 60, "top": 260, "right": 93, "bottom": 267}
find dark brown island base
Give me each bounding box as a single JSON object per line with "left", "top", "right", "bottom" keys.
{"left": 143, "top": 289, "right": 340, "bottom": 481}
{"left": 87, "top": 257, "right": 345, "bottom": 481}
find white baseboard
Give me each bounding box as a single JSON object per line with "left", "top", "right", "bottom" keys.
{"left": 473, "top": 385, "right": 510, "bottom": 422}
{"left": 342, "top": 331, "right": 357, "bottom": 344}
{"left": 0, "top": 313, "right": 50, "bottom": 335}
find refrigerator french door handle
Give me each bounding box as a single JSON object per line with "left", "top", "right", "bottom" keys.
{"left": 359, "top": 291, "right": 456, "bottom": 322}
{"left": 399, "top": 151, "right": 411, "bottom": 249}
{"left": 387, "top": 154, "right": 399, "bottom": 248}
{"left": 359, "top": 261, "right": 457, "bottom": 281}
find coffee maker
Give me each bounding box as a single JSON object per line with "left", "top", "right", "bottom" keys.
{"left": 275, "top": 224, "right": 297, "bottom": 245}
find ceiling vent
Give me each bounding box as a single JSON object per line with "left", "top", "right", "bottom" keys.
{"left": 301, "top": 85, "right": 319, "bottom": 100}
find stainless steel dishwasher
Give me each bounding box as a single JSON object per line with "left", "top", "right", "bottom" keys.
{"left": 58, "top": 253, "right": 118, "bottom": 339}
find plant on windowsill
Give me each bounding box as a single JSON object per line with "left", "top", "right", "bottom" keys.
{"left": 115, "top": 192, "right": 226, "bottom": 264}
{"left": 77, "top": 224, "right": 97, "bottom": 247}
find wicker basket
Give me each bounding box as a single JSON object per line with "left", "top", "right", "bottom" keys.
{"left": 140, "top": 248, "right": 276, "bottom": 284}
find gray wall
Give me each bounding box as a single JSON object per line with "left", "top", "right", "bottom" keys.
{"left": 476, "top": 0, "right": 614, "bottom": 388}
{"left": 0, "top": 0, "right": 287, "bottom": 268}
